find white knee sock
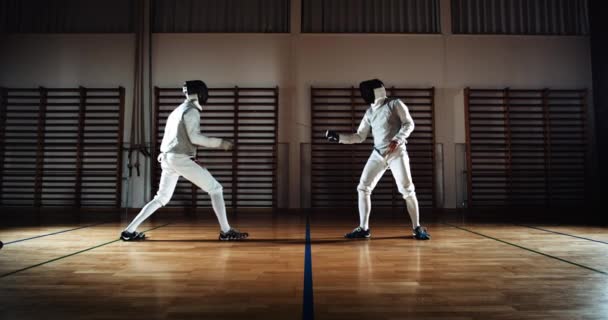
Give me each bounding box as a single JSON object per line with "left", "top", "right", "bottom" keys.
{"left": 209, "top": 191, "right": 231, "bottom": 233}
{"left": 405, "top": 194, "right": 420, "bottom": 229}
{"left": 125, "top": 199, "right": 162, "bottom": 233}
{"left": 358, "top": 191, "right": 371, "bottom": 230}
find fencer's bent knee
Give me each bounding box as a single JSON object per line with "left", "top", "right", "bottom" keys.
{"left": 402, "top": 190, "right": 416, "bottom": 199}
{"left": 205, "top": 176, "right": 223, "bottom": 195}
{"left": 398, "top": 184, "right": 416, "bottom": 199}
{"left": 150, "top": 197, "right": 168, "bottom": 207}
{"left": 208, "top": 185, "right": 223, "bottom": 196}
{"left": 357, "top": 183, "right": 373, "bottom": 196}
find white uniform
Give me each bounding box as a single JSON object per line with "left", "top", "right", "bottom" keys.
{"left": 125, "top": 98, "right": 232, "bottom": 233}
{"left": 339, "top": 88, "right": 420, "bottom": 230}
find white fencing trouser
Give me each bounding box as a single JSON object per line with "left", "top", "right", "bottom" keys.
{"left": 357, "top": 146, "right": 420, "bottom": 230}
{"left": 125, "top": 153, "right": 231, "bottom": 233}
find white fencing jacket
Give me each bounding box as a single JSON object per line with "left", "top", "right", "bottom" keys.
{"left": 160, "top": 99, "right": 223, "bottom": 157}
{"left": 339, "top": 96, "right": 415, "bottom": 155}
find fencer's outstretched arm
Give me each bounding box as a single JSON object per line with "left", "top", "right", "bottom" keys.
{"left": 338, "top": 115, "right": 371, "bottom": 144}
{"left": 183, "top": 109, "right": 224, "bottom": 148}
{"left": 392, "top": 100, "right": 415, "bottom": 144}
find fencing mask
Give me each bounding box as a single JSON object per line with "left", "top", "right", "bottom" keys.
{"left": 183, "top": 80, "right": 209, "bottom": 104}
{"left": 359, "top": 79, "right": 386, "bottom": 105}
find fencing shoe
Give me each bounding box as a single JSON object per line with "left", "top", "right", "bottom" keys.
{"left": 219, "top": 228, "right": 249, "bottom": 241}
{"left": 120, "top": 230, "right": 146, "bottom": 241}
{"left": 344, "top": 226, "right": 371, "bottom": 239}
{"left": 413, "top": 226, "right": 431, "bottom": 240}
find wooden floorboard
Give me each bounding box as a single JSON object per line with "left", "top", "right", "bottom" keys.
{"left": 519, "top": 225, "right": 608, "bottom": 244}
{"left": 0, "top": 214, "right": 607, "bottom": 320}
{"left": 449, "top": 223, "right": 608, "bottom": 274}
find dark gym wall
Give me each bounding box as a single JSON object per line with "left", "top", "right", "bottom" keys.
{"left": 589, "top": 0, "right": 607, "bottom": 221}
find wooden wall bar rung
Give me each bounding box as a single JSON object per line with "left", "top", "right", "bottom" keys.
{"left": 152, "top": 86, "right": 278, "bottom": 209}
{"left": 465, "top": 87, "right": 588, "bottom": 208}
{"left": 310, "top": 86, "right": 436, "bottom": 208}
{"left": 0, "top": 86, "right": 125, "bottom": 208}
{"left": 0, "top": 88, "right": 7, "bottom": 201}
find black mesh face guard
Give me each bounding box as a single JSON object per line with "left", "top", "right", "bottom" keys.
{"left": 183, "top": 80, "right": 209, "bottom": 104}
{"left": 359, "top": 79, "right": 384, "bottom": 105}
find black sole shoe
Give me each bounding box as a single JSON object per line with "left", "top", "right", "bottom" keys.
{"left": 120, "top": 231, "right": 146, "bottom": 241}
{"left": 345, "top": 227, "right": 371, "bottom": 239}
{"left": 219, "top": 228, "right": 249, "bottom": 241}
{"left": 413, "top": 226, "right": 430, "bottom": 240}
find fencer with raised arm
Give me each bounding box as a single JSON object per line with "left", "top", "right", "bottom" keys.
{"left": 326, "top": 79, "right": 430, "bottom": 240}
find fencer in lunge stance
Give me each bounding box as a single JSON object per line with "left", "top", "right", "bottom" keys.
{"left": 120, "top": 80, "right": 249, "bottom": 241}
{"left": 326, "top": 79, "right": 430, "bottom": 240}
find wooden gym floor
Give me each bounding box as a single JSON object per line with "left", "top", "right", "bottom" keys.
{"left": 0, "top": 212, "right": 607, "bottom": 320}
